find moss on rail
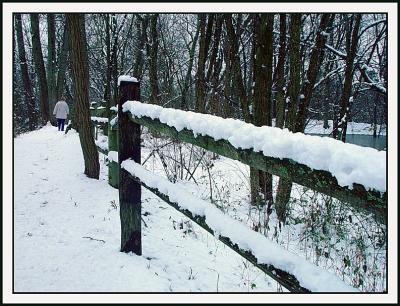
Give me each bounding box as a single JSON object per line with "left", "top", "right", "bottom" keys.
{"left": 128, "top": 114, "right": 387, "bottom": 224}
{"left": 128, "top": 172, "right": 311, "bottom": 293}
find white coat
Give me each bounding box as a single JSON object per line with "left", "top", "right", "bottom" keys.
{"left": 53, "top": 100, "right": 69, "bottom": 119}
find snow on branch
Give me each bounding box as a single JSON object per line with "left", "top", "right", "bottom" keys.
{"left": 110, "top": 116, "right": 118, "bottom": 127}
{"left": 314, "top": 65, "right": 345, "bottom": 89}
{"left": 324, "top": 44, "right": 387, "bottom": 95}
{"left": 358, "top": 64, "right": 387, "bottom": 94}
{"left": 123, "top": 101, "right": 386, "bottom": 192}
{"left": 358, "top": 18, "right": 387, "bottom": 39}
{"left": 324, "top": 44, "right": 347, "bottom": 59}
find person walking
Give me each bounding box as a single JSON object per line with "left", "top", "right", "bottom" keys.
{"left": 53, "top": 98, "right": 69, "bottom": 131}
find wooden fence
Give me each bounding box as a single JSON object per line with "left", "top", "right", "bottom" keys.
{"left": 90, "top": 80, "right": 387, "bottom": 293}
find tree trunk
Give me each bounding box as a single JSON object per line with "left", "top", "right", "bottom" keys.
{"left": 15, "top": 13, "right": 36, "bottom": 130}
{"left": 206, "top": 14, "right": 222, "bottom": 84}
{"left": 275, "top": 14, "right": 302, "bottom": 224}
{"left": 338, "top": 14, "right": 362, "bottom": 142}
{"left": 103, "top": 14, "right": 112, "bottom": 106}
{"left": 195, "top": 14, "right": 213, "bottom": 113}
{"left": 275, "top": 13, "right": 287, "bottom": 129}
{"left": 208, "top": 14, "right": 223, "bottom": 115}
{"left": 373, "top": 92, "right": 378, "bottom": 138}
{"left": 13, "top": 30, "right": 20, "bottom": 137}
{"left": 56, "top": 16, "right": 70, "bottom": 100}
{"left": 284, "top": 14, "right": 302, "bottom": 131}
{"left": 47, "top": 13, "right": 57, "bottom": 126}
{"left": 67, "top": 13, "right": 100, "bottom": 179}
{"left": 133, "top": 15, "right": 149, "bottom": 79}
{"left": 224, "top": 14, "right": 250, "bottom": 122}
{"left": 181, "top": 18, "right": 200, "bottom": 110}
{"left": 295, "top": 14, "right": 334, "bottom": 133}
{"left": 111, "top": 14, "right": 119, "bottom": 104}
{"left": 30, "top": 13, "right": 50, "bottom": 124}
{"left": 222, "top": 33, "right": 232, "bottom": 118}
{"left": 148, "top": 14, "right": 159, "bottom": 105}
{"left": 251, "top": 14, "right": 274, "bottom": 211}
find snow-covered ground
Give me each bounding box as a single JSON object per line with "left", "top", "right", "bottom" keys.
{"left": 14, "top": 125, "right": 279, "bottom": 292}
{"left": 13, "top": 123, "right": 386, "bottom": 294}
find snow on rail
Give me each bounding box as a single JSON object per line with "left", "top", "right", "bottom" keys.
{"left": 118, "top": 75, "right": 138, "bottom": 86}
{"left": 95, "top": 137, "right": 108, "bottom": 152}
{"left": 91, "top": 116, "right": 108, "bottom": 123}
{"left": 122, "top": 101, "right": 386, "bottom": 192}
{"left": 108, "top": 151, "right": 118, "bottom": 163}
{"left": 121, "top": 160, "right": 357, "bottom": 292}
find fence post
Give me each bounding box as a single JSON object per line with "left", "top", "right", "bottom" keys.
{"left": 90, "top": 102, "right": 96, "bottom": 139}
{"left": 118, "top": 79, "right": 141, "bottom": 255}
{"left": 108, "top": 107, "right": 119, "bottom": 188}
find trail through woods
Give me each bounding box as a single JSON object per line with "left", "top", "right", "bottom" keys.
{"left": 13, "top": 125, "right": 277, "bottom": 292}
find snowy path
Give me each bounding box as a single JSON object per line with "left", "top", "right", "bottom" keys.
{"left": 14, "top": 125, "right": 276, "bottom": 292}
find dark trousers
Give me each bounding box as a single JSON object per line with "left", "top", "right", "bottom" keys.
{"left": 57, "top": 118, "right": 66, "bottom": 131}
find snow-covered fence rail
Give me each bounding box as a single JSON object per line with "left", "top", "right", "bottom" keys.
{"left": 122, "top": 102, "right": 387, "bottom": 224}
{"left": 91, "top": 117, "right": 108, "bottom": 147}
{"left": 92, "top": 78, "right": 386, "bottom": 293}
{"left": 121, "top": 160, "right": 356, "bottom": 293}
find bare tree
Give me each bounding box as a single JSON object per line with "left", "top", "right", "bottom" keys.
{"left": 224, "top": 14, "right": 250, "bottom": 122}
{"left": 195, "top": 14, "right": 213, "bottom": 113}
{"left": 275, "top": 14, "right": 287, "bottom": 129}
{"left": 148, "top": 14, "right": 159, "bottom": 105}
{"left": 250, "top": 14, "right": 274, "bottom": 215}
{"left": 56, "top": 16, "right": 70, "bottom": 100}
{"left": 275, "top": 13, "right": 302, "bottom": 224}
{"left": 15, "top": 13, "right": 36, "bottom": 130}
{"left": 207, "top": 14, "right": 224, "bottom": 115}
{"left": 337, "top": 14, "right": 362, "bottom": 142}
{"left": 47, "top": 13, "right": 57, "bottom": 125}
{"left": 181, "top": 17, "right": 200, "bottom": 110}
{"left": 295, "top": 13, "right": 334, "bottom": 133}
{"left": 133, "top": 14, "right": 149, "bottom": 79}
{"left": 67, "top": 13, "right": 100, "bottom": 179}
{"left": 30, "top": 13, "right": 50, "bottom": 124}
